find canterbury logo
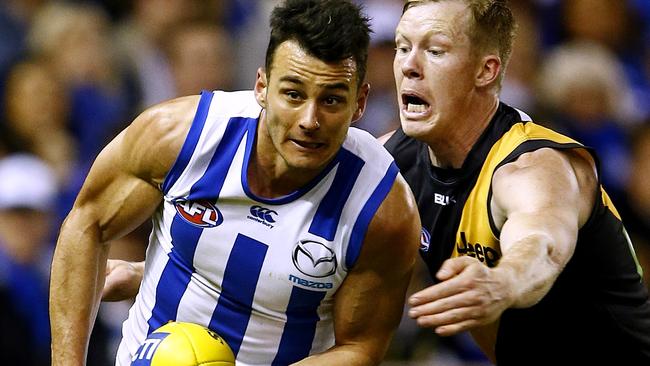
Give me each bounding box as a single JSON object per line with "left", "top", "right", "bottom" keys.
{"left": 247, "top": 205, "right": 278, "bottom": 228}
{"left": 292, "top": 240, "right": 337, "bottom": 278}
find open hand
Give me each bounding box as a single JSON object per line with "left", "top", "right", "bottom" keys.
{"left": 407, "top": 256, "right": 513, "bottom": 336}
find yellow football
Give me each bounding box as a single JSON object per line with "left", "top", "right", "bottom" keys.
{"left": 130, "top": 321, "right": 235, "bottom": 366}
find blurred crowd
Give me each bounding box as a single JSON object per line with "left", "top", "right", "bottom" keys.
{"left": 0, "top": 0, "right": 648, "bottom": 365}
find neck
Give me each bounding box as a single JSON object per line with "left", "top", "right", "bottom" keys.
{"left": 427, "top": 94, "right": 499, "bottom": 169}
{"left": 247, "top": 112, "right": 322, "bottom": 198}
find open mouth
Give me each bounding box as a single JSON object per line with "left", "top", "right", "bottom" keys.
{"left": 402, "top": 93, "right": 430, "bottom": 114}
{"left": 291, "top": 139, "right": 325, "bottom": 150}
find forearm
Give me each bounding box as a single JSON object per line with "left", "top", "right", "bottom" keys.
{"left": 496, "top": 229, "right": 573, "bottom": 308}
{"left": 50, "top": 214, "right": 110, "bottom": 365}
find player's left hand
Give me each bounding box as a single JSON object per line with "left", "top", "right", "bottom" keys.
{"left": 102, "top": 259, "right": 144, "bottom": 302}
{"left": 407, "top": 256, "right": 513, "bottom": 336}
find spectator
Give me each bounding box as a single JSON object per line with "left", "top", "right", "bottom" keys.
{"left": 0, "top": 153, "right": 57, "bottom": 365}
{"left": 537, "top": 41, "right": 634, "bottom": 201}
{"left": 165, "top": 21, "right": 235, "bottom": 96}
{"left": 3, "top": 59, "right": 76, "bottom": 184}
{"left": 618, "top": 123, "right": 650, "bottom": 290}
{"left": 28, "top": 2, "right": 133, "bottom": 166}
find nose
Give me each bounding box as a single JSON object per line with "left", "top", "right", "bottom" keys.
{"left": 298, "top": 101, "right": 320, "bottom": 131}
{"left": 400, "top": 50, "right": 422, "bottom": 79}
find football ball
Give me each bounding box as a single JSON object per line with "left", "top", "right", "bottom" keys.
{"left": 131, "top": 321, "right": 235, "bottom": 366}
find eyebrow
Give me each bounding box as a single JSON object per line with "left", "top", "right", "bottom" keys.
{"left": 279, "top": 76, "right": 350, "bottom": 92}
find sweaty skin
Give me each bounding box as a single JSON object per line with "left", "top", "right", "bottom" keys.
{"left": 51, "top": 39, "right": 421, "bottom": 366}
{"left": 393, "top": 2, "right": 600, "bottom": 361}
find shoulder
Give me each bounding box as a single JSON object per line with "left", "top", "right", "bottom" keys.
{"left": 494, "top": 147, "right": 596, "bottom": 187}
{"left": 381, "top": 128, "right": 422, "bottom": 173}
{"left": 492, "top": 147, "right": 598, "bottom": 226}
{"left": 123, "top": 95, "right": 201, "bottom": 186}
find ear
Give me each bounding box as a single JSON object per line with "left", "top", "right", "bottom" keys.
{"left": 254, "top": 67, "right": 268, "bottom": 108}
{"left": 351, "top": 82, "right": 370, "bottom": 122}
{"left": 475, "top": 54, "right": 501, "bottom": 88}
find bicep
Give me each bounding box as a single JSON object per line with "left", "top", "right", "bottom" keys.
{"left": 492, "top": 148, "right": 596, "bottom": 263}
{"left": 68, "top": 130, "right": 162, "bottom": 243}
{"left": 67, "top": 96, "right": 198, "bottom": 242}
{"left": 333, "top": 177, "right": 420, "bottom": 351}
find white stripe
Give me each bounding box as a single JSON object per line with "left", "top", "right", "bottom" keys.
{"left": 514, "top": 107, "right": 533, "bottom": 122}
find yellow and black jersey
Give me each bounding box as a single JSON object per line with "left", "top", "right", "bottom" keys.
{"left": 385, "top": 102, "right": 650, "bottom": 365}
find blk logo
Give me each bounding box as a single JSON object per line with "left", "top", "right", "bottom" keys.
{"left": 247, "top": 205, "right": 278, "bottom": 228}
{"left": 174, "top": 199, "right": 223, "bottom": 228}
{"left": 434, "top": 193, "right": 453, "bottom": 206}
{"left": 292, "top": 240, "right": 337, "bottom": 278}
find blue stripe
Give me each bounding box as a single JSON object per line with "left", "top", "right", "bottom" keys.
{"left": 309, "top": 148, "right": 365, "bottom": 240}
{"left": 162, "top": 90, "right": 214, "bottom": 194}
{"left": 346, "top": 162, "right": 399, "bottom": 269}
{"left": 188, "top": 117, "right": 250, "bottom": 199}
{"left": 148, "top": 115, "right": 251, "bottom": 334}
{"left": 147, "top": 217, "right": 202, "bottom": 333}
{"left": 272, "top": 287, "right": 326, "bottom": 365}
{"left": 209, "top": 234, "right": 268, "bottom": 356}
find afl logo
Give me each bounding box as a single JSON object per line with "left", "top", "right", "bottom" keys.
{"left": 292, "top": 240, "right": 337, "bottom": 278}
{"left": 174, "top": 199, "right": 223, "bottom": 228}
{"left": 420, "top": 228, "right": 431, "bottom": 252}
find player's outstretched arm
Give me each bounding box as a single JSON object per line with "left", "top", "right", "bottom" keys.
{"left": 408, "top": 147, "right": 596, "bottom": 353}
{"left": 293, "top": 174, "right": 421, "bottom": 365}
{"left": 49, "top": 96, "right": 199, "bottom": 366}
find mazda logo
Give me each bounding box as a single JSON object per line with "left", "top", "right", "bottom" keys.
{"left": 292, "top": 240, "right": 337, "bottom": 278}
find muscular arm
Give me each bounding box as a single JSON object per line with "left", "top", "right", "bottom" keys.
{"left": 293, "top": 175, "right": 421, "bottom": 365}
{"left": 489, "top": 147, "right": 596, "bottom": 307}
{"left": 408, "top": 147, "right": 597, "bottom": 342}
{"left": 49, "top": 96, "right": 199, "bottom": 365}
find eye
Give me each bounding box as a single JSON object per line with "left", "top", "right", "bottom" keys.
{"left": 286, "top": 91, "right": 301, "bottom": 100}
{"left": 395, "top": 46, "right": 410, "bottom": 55}
{"left": 427, "top": 49, "right": 444, "bottom": 57}
{"left": 323, "top": 96, "right": 343, "bottom": 106}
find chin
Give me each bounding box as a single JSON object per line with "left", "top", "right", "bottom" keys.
{"left": 400, "top": 118, "right": 435, "bottom": 139}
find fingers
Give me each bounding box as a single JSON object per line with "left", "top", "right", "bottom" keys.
{"left": 105, "top": 258, "right": 118, "bottom": 275}
{"left": 409, "top": 291, "right": 476, "bottom": 318}
{"left": 408, "top": 257, "right": 504, "bottom": 335}
{"left": 436, "top": 256, "right": 476, "bottom": 281}
{"left": 101, "top": 259, "right": 136, "bottom": 302}
{"left": 409, "top": 257, "right": 481, "bottom": 306}
{"left": 411, "top": 302, "right": 482, "bottom": 336}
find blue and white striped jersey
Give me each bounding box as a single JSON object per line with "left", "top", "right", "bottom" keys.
{"left": 117, "top": 90, "right": 398, "bottom": 366}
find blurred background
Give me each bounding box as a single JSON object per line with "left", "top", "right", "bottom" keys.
{"left": 0, "top": 0, "right": 648, "bottom": 365}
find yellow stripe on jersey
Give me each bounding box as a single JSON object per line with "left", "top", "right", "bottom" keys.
{"left": 452, "top": 122, "right": 582, "bottom": 267}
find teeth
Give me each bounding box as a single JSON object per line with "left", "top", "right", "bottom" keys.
{"left": 407, "top": 103, "right": 427, "bottom": 113}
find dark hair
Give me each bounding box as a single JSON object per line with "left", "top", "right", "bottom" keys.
{"left": 265, "top": 0, "right": 371, "bottom": 86}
